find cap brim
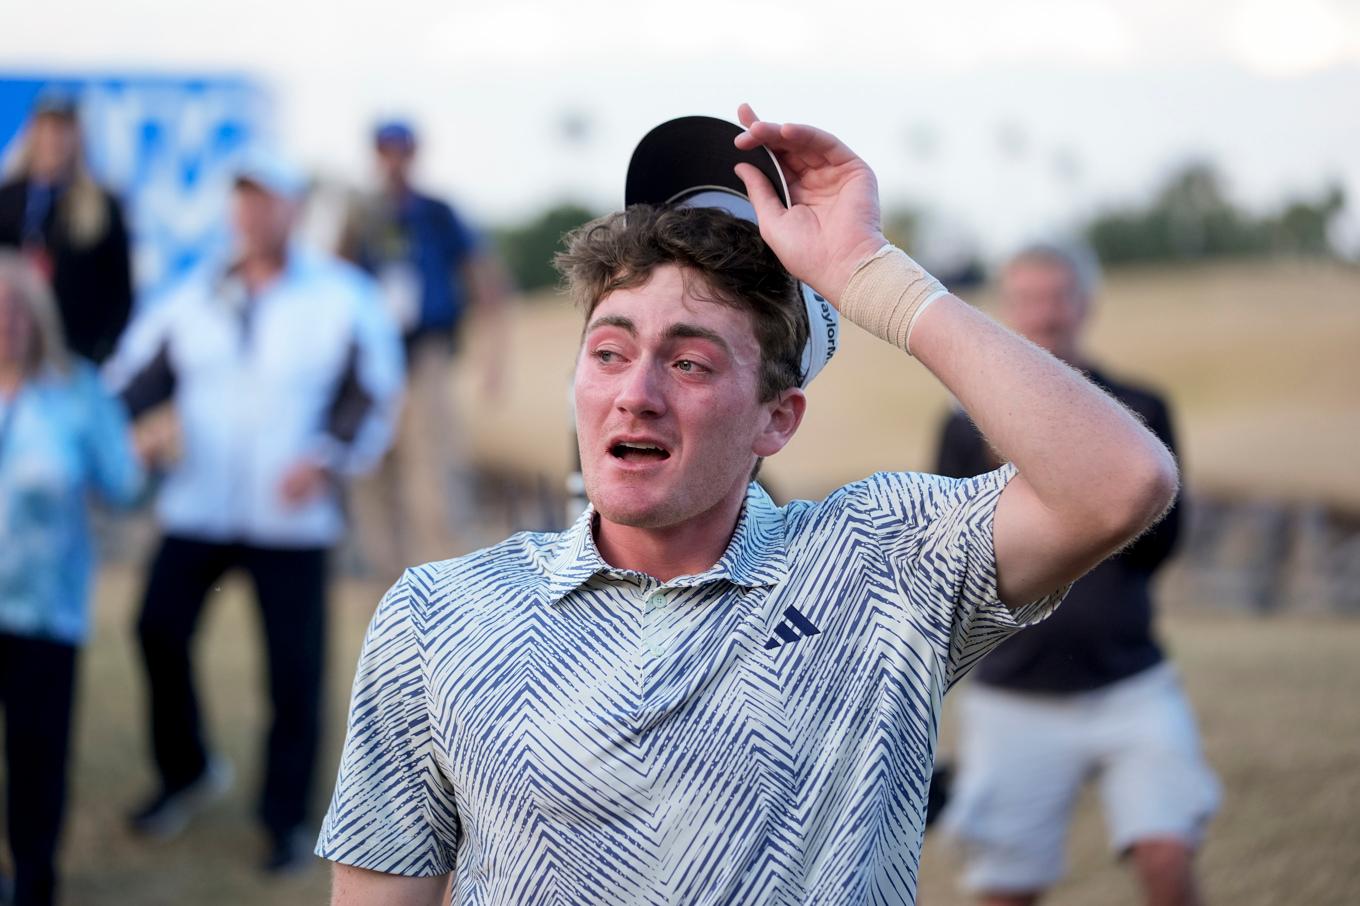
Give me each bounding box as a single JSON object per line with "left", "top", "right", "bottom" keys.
{"left": 233, "top": 173, "right": 302, "bottom": 201}
{"left": 625, "top": 116, "right": 789, "bottom": 210}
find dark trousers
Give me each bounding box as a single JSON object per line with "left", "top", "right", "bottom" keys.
{"left": 0, "top": 632, "right": 77, "bottom": 906}
{"left": 136, "top": 535, "right": 327, "bottom": 837}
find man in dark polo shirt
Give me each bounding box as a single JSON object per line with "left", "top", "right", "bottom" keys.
{"left": 937, "top": 242, "right": 1219, "bottom": 906}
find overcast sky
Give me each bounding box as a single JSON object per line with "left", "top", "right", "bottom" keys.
{"left": 6, "top": 0, "right": 1359, "bottom": 256}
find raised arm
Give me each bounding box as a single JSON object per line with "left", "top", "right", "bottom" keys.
{"left": 732, "top": 104, "right": 1177, "bottom": 607}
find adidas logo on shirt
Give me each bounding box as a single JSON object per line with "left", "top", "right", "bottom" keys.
{"left": 763, "top": 605, "right": 822, "bottom": 650}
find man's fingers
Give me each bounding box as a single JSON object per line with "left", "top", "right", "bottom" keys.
{"left": 734, "top": 162, "right": 786, "bottom": 226}
{"left": 734, "top": 119, "right": 782, "bottom": 151}
{"left": 737, "top": 117, "right": 857, "bottom": 172}
{"left": 737, "top": 103, "right": 760, "bottom": 129}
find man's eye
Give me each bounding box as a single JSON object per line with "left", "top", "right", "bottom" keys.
{"left": 594, "top": 349, "right": 617, "bottom": 363}
{"left": 674, "top": 359, "right": 706, "bottom": 374}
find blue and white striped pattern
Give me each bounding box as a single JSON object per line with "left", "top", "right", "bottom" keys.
{"left": 318, "top": 465, "right": 1061, "bottom": 904}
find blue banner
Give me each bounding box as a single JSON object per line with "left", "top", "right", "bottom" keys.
{"left": 1, "top": 73, "right": 270, "bottom": 307}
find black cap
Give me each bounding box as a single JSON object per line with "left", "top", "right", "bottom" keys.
{"left": 625, "top": 115, "right": 789, "bottom": 210}
{"left": 622, "top": 115, "right": 841, "bottom": 388}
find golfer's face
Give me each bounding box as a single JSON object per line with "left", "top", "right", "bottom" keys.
{"left": 575, "top": 265, "right": 768, "bottom": 530}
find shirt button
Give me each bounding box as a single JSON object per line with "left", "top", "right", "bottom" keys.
{"left": 649, "top": 593, "right": 665, "bottom": 607}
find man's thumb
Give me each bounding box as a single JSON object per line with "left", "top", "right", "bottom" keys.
{"left": 734, "top": 163, "right": 785, "bottom": 232}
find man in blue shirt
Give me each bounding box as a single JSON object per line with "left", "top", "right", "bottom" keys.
{"left": 317, "top": 107, "right": 1180, "bottom": 905}
{"left": 341, "top": 120, "right": 511, "bottom": 576}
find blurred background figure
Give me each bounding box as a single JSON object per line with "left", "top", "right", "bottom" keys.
{"left": 103, "top": 151, "right": 404, "bottom": 876}
{"left": 0, "top": 90, "right": 133, "bottom": 364}
{"left": 339, "top": 119, "right": 512, "bottom": 577}
{"left": 936, "top": 242, "right": 1220, "bottom": 906}
{"left": 0, "top": 253, "right": 142, "bottom": 906}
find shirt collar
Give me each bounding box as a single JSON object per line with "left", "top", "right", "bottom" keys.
{"left": 539, "top": 482, "right": 789, "bottom": 605}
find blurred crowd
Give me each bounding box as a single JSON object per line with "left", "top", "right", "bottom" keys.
{"left": 0, "top": 89, "right": 1217, "bottom": 906}
{"left": 0, "top": 89, "right": 512, "bottom": 904}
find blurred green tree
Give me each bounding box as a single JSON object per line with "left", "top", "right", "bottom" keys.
{"left": 494, "top": 202, "right": 599, "bottom": 295}
{"left": 1084, "top": 161, "right": 1346, "bottom": 264}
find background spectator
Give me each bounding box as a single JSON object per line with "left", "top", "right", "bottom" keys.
{"left": 0, "top": 252, "right": 142, "bottom": 906}
{"left": 105, "top": 151, "right": 404, "bottom": 876}
{"left": 0, "top": 90, "right": 133, "bottom": 364}
{"left": 340, "top": 119, "right": 512, "bottom": 575}
{"left": 937, "top": 242, "right": 1220, "bottom": 906}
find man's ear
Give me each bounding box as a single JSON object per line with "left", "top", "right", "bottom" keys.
{"left": 752, "top": 387, "right": 807, "bottom": 458}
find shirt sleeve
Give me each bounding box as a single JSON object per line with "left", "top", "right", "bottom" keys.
{"left": 101, "top": 294, "right": 180, "bottom": 415}
{"left": 73, "top": 364, "right": 144, "bottom": 507}
{"left": 313, "top": 277, "right": 406, "bottom": 476}
{"left": 856, "top": 465, "right": 1067, "bottom": 690}
{"left": 316, "top": 572, "right": 460, "bottom": 875}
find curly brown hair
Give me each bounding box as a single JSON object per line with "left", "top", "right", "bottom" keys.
{"left": 554, "top": 205, "right": 807, "bottom": 401}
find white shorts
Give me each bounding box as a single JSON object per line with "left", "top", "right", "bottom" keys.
{"left": 941, "top": 663, "right": 1220, "bottom": 894}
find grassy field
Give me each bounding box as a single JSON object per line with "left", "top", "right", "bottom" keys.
{"left": 15, "top": 564, "right": 1358, "bottom": 905}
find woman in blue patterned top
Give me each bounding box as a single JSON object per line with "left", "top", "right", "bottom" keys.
{"left": 0, "top": 252, "right": 142, "bottom": 906}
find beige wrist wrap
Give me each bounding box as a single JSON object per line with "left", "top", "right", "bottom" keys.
{"left": 837, "top": 244, "right": 949, "bottom": 355}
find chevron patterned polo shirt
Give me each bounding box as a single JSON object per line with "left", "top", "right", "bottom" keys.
{"left": 318, "top": 465, "right": 1063, "bottom": 905}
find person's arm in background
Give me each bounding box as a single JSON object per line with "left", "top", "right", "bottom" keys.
{"left": 76, "top": 363, "right": 144, "bottom": 506}
{"left": 281, "top": 279, "right": 405, "bottom": 506}
{"left": 101, "top": 299, "right": 180, "bottom": 467}
{"left": 733, "top": 105, "right": 1178, "bottom": 609}
{"left": 335, "top": 193, "right": 374, "bottom": 270}
{"left": 446, "top": 204, "right": 513, "bottom": 398}
{"left": 1117, "top": 393, "right": 1182, "bottom": 573}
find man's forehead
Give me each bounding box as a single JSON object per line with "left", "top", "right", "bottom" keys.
{"left": 588, "top": 267, "right": 758, "bottom": 343}
{"left": 1002, "top": 258, "right": 1082, "bottom": 295}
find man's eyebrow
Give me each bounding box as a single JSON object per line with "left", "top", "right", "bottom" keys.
{"left": 585, "top": 314, "right": 636, "bottom": 336}
{"left": 663, "top": 323, "right": 732, "bottom": 355}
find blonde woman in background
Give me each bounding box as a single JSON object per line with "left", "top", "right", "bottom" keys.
{"left": 0, "top": 89, "right": 134, "bottom": 364}
{"left": 0, "top": 253, "right": 143, "bottom": 906}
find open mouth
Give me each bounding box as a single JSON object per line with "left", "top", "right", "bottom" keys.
{"left": 609, "top": 441, "right": 671, "bottom": 463}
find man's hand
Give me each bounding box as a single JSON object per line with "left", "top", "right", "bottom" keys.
{"left": 731, "top": 103, "right": 887, "bottom": 305}
{"left": 278, "top": 458, "right": 333, "bottom": 508}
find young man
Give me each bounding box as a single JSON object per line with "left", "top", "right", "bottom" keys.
{"left": 317, "top": 106, "right": 1179, "bottom": 905}
{"left": 937, "top": 243, "right": 1219, "bottom": 906}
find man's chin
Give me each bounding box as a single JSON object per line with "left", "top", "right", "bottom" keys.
{"left": 592, "top": 498, "right": 675, "bottom": 530}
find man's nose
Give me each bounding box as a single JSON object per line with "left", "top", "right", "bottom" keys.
{"left": 615, "top": 358, "right": 668, "bottom": 419}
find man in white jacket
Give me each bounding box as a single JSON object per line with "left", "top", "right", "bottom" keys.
{"left": 106, "top": 150, "right": 404, "bottom": 874}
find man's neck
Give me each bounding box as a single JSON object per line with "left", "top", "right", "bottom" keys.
{"left": 593, "top": 483, "right": 749, "bottom": 583}
{"left": 237, "top": 250, "right": 286, "bottom": 293}
{"left": 0, "top": 363, "right": 25, "bottom": 398}
{"left": 28, "top": 164, "right": 70, "bottom": 187}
